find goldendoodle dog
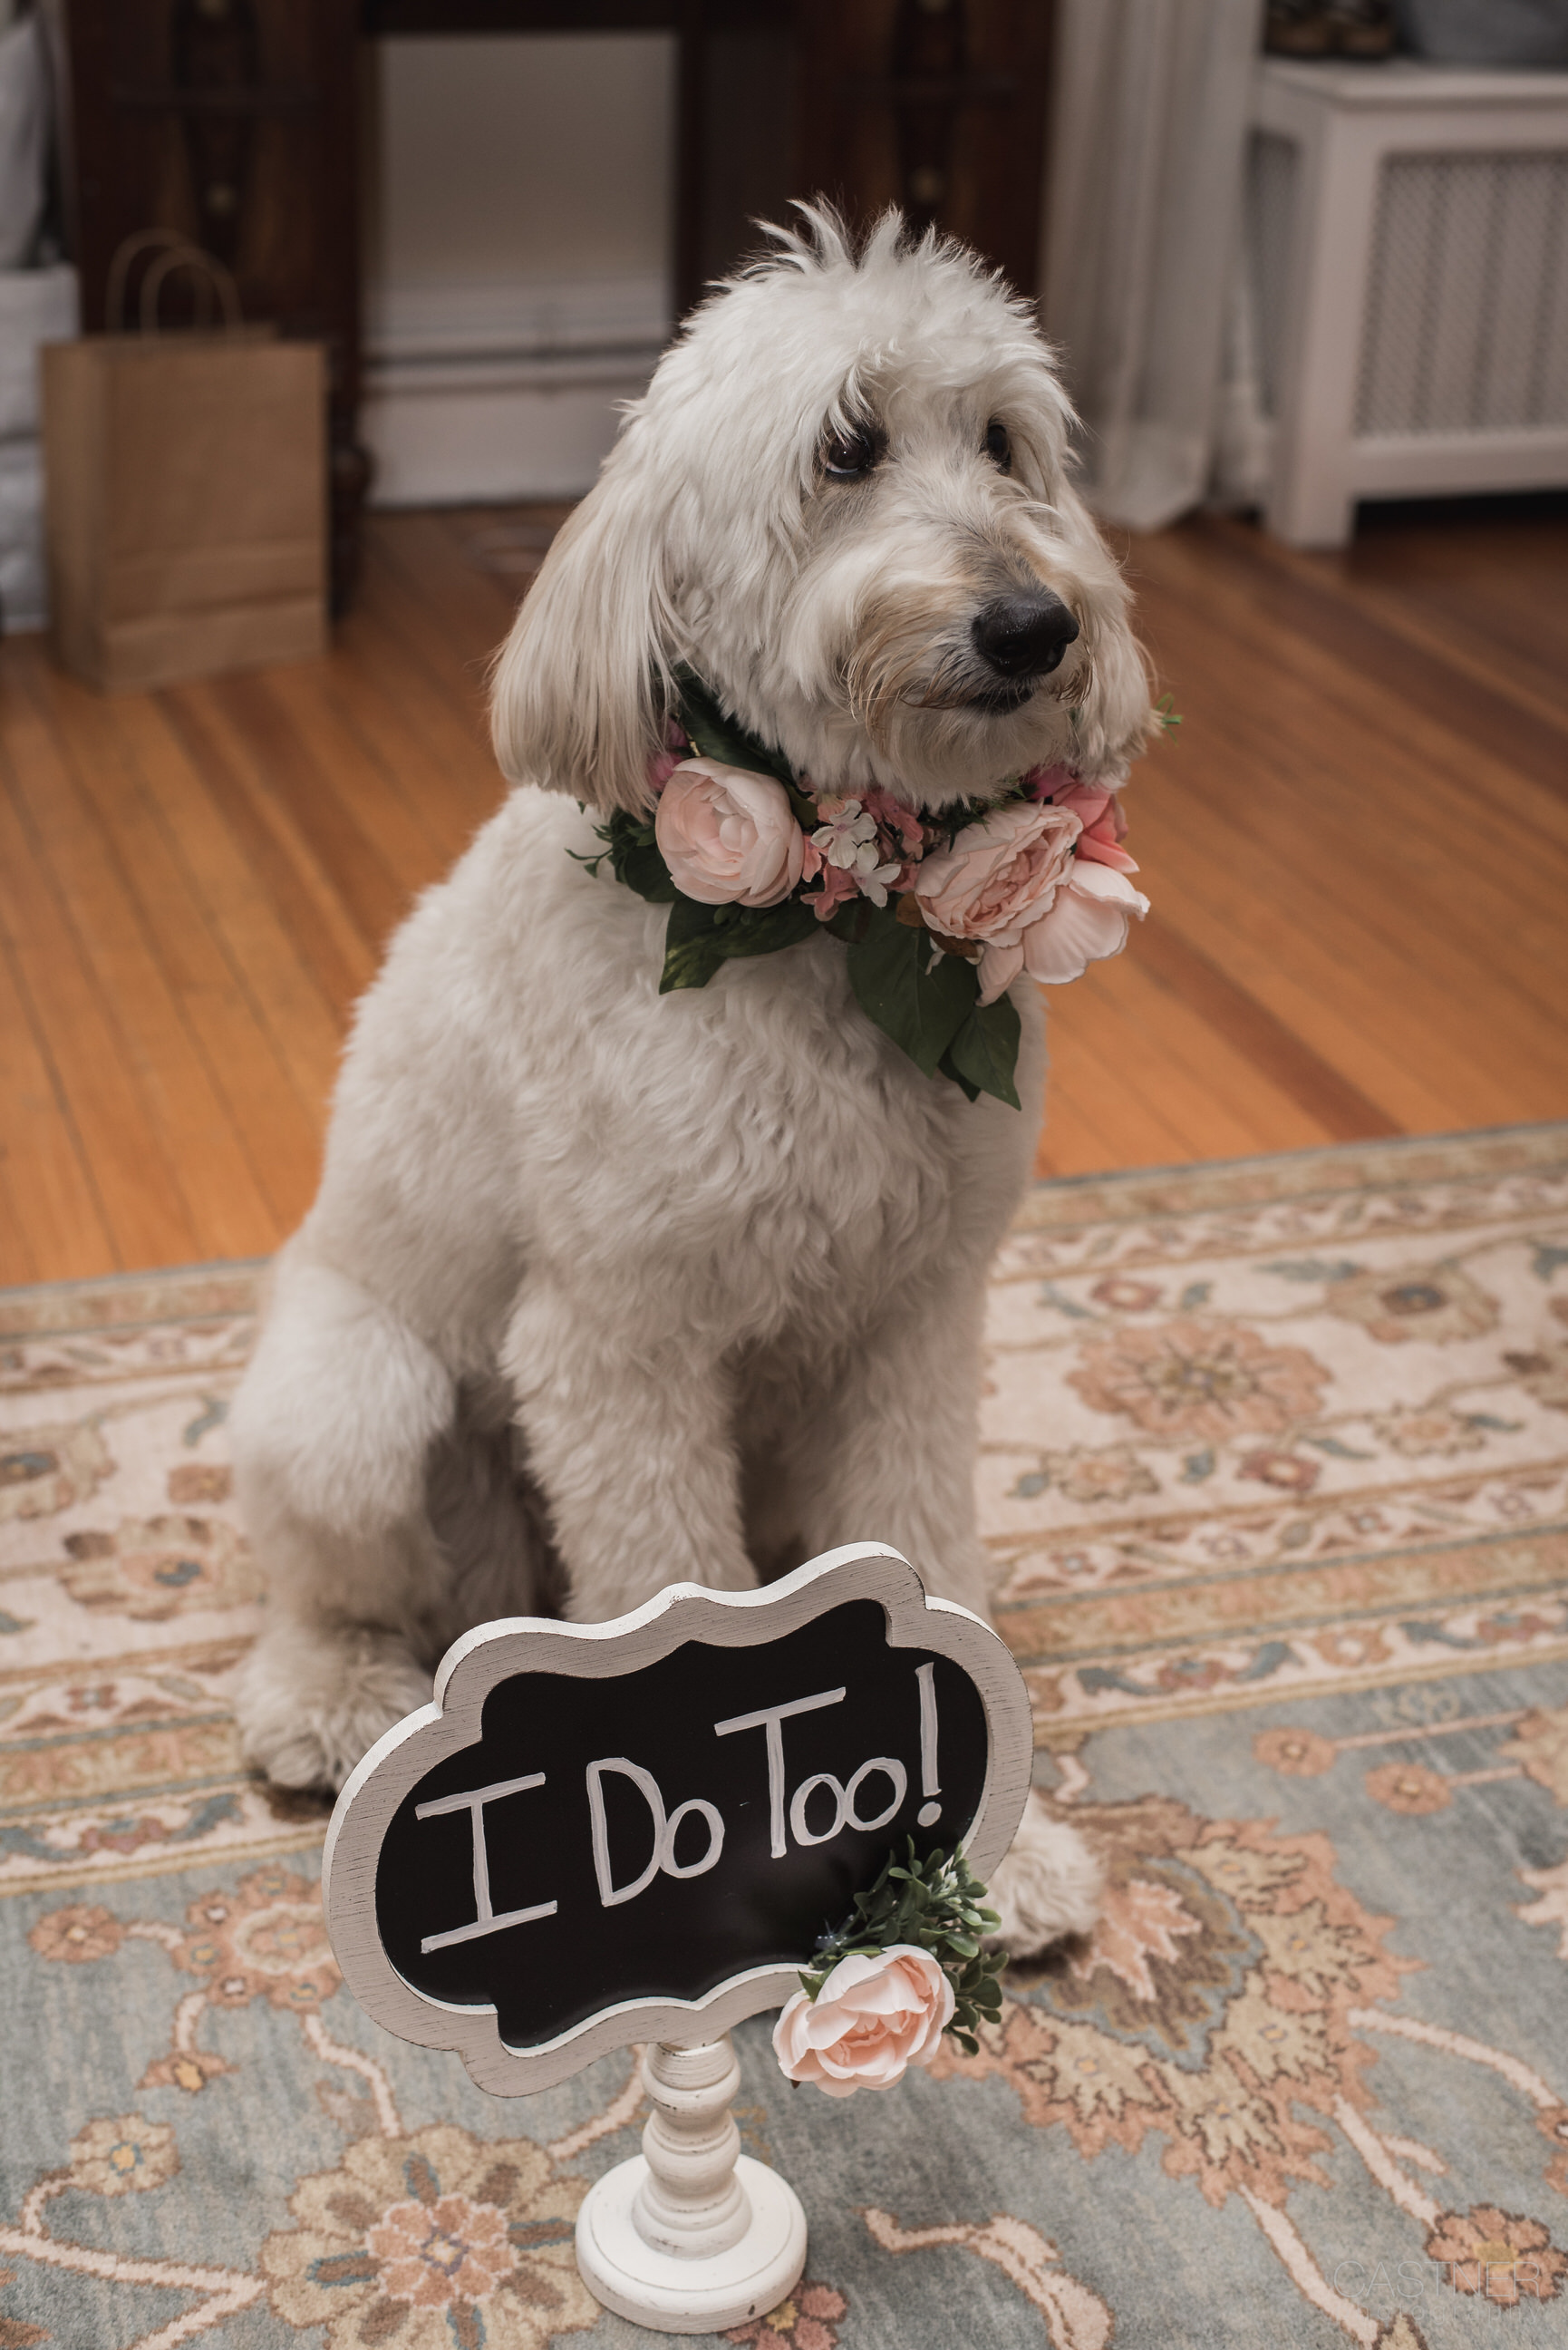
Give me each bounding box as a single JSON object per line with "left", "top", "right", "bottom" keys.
{"left": 232, "top": 208, "right": 1155, "bottom": 1951}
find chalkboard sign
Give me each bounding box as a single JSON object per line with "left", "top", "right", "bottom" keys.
{"left": 323, "top": 1543, "right": 1032, "bottom": 2097}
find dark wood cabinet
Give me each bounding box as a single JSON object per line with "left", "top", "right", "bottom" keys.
{"left": 62, "top": 0, "right": 367, "bottom": 604}
{"left": 792, "top": 0, "right": 1053, "bottom": 303}
{"left": 58, "top": 0, "right": 1053, "bottom": 605}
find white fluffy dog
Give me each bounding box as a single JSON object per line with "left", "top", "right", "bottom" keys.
{"left": 232, "top": 209, "right": 1150, "bottom": 1951}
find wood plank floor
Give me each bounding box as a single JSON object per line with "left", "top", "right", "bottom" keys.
{"left": 1, "top": 494, "right": 1564, "bottom": 1285}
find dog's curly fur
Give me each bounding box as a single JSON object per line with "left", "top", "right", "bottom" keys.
{"left": 232, "top": 209, "right": 1150, "bottom": 1951}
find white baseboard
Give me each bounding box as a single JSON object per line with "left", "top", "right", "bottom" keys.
{"left": 362, "top": 272, "right": 669, "bottom": 507}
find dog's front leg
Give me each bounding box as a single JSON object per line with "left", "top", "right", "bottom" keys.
{"left": 794, "top": 1265, "right": 995, "bottom": 1616}
{"left": 796, "top": 1270, "right": 1102, "bottom": 1957}
{"left": 505, "top": 1282, "right": 755, "bottom": 1620}
{"left": 231, "top": 1254, "right": 459, "bottom": 1791}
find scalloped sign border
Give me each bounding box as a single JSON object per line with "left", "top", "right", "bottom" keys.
{"left": 322, "top": 1544, "right": 1034, "bottom": 2096}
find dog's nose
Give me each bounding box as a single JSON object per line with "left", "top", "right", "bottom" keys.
{"left": 971, "top": 594, "right": 1080, "bottom": 681}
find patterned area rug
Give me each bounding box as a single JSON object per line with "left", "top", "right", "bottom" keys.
{"left": 4, "top": 1125, "right": 1567, "bottom": 2350}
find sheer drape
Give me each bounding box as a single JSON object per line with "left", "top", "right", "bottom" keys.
{"left": 1042, "top": 0, "right": 1262, "bottom": 530}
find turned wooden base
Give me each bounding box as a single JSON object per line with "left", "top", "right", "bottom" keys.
{"left": 575, "top": 2037, "right": 807, "bottom": 2334}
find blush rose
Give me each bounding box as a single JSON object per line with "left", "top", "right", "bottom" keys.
{"left": 654, "top": 759, "right": 805, "bottom": 908}
{"left": 1012, "top": 858, "right": 1149, "bottom": 994}
{"left": 772, "top": 1946, "right": 955, "bottom": 2097}
{"left": 914, "top": 798, "right": 1147, "bottom": 1002}
{"left": 913, "top": 802, "right": 1078, "bottom": 1000}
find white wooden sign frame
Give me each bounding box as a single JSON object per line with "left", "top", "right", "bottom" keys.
{"left": 322, "top": 1543, "right": 1033, "bottom": 2098}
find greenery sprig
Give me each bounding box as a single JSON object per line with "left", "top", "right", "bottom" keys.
{"left": 801, "top": 1839, "right": 1005, "bottom": 2056}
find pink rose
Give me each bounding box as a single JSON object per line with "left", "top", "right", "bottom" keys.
{"left": 1048, "top": 782, "right": 1137, "bottom": 873}
{"left": 806, "top": 860, "right": 860, "bottom": 922}
{"left": 914, "top": 801, "right": 1082, "bottom": 996}
{"left": 995, "top": 859, "right": 1149, "bottom": 996}
{"left": 654, "top": 759, "right": 805, "bottom": 908}
{"left": 771, "top": 1946, "right": 954, "bottom": 2098}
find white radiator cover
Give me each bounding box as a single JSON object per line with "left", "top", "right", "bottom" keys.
{"left": 1245, "top": 60, "right": 1568, "bottom": 544}
{"left": 1357, "top": 150, "right": 1568, "bottom": 436}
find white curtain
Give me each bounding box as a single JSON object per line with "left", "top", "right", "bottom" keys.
{"left": 1042, "top": 0, "right": 1263, "bottom": 531}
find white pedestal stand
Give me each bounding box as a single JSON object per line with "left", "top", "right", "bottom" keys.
{"left": 575, "top": 2035, "right": 807, "bottom": 2335}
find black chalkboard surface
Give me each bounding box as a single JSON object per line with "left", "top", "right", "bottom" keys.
{"left": 324, "top": 1545, "right": 1033, "bottom": 2097}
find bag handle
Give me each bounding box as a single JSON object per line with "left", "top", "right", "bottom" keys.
{"left": 105, "top": 230, "right": 243, "bottom": 335}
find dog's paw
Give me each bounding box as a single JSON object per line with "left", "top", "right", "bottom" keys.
{"left": 984, "top": 1792, "right": 1103, "bottom": 1957}
{"left": 235, "top": 1620, "right": 431, "bottom": 1792}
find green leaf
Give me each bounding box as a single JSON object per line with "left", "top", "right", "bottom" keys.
{"left": 673, "top": 668, "right": 797, "bottom": 791}
{"left": 598, "top": 809, "right": 678, "bottom": 903}
{"left": 658, "top": 891, "right": 819, "bottom": 994}
{"left": 620, "top": 840, "right": 677, "bottom": 902}
{"left": 845, "top": 909, "right": 977, "bottom": 1080}
{"left": 944, "top": 994, "right": 1021, "bottom": 1110}
{"left": 936, "top": 1046, "right": 981, "bottom": 1102}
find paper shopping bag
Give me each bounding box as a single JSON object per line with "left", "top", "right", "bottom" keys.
{"left": 41, "top": 236, "right": 326, "bottom": 692}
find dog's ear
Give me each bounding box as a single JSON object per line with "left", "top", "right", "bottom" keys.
{"left": 489, "top": 437, "right": 674, "bottom": 813}
{"left": 1050, "top": 478, "right": 1156, "bottom": 782}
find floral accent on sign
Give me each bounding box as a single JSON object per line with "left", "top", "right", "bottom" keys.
{"left": 258, "top": 2122, "right": 596, "bottom": 2347}
{"left": 0, "top": 1421, "right": 113, "bottom": 1521}
{"left": 1065, "top": 1318, "right": 1331, "bottom": 1444}
{"left": 58, "top": 1513, "right": 260, "bottom": 1621}
{"left": 172, "top": 1867, "right": 340, "bottom": 2011}
{"left": 725, "top": 2279, "right": 847, "bottom": 2350}
{"left": 1423, "top": 2206, "right": 1568, "bottom": 2304}
{"left": 1326, "top": 1263, "right": 1500, "bottom": 1347}
{"left": 67, "top": 2113, "right": 179, "bottom": 2197}
{"left": 1501, "top": 1704, "right": 1568, "bottom": 1805}
{"left": 775, "top": 1946, "right": 954, "bottom": 2098}
{"left": 776, "top": 1842, "right": 1004, "bottom": 2094}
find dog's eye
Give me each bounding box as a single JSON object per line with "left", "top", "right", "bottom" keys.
{"left": 983, "top": 419, "right": 1012, "bottom": 473}
{"left": 822, "top": 423, "right": 882, "bottom": 481}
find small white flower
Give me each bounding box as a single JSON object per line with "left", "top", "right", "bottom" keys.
{"left": 857, "top": 860, "right": 903, "bottom": 908}
{"left": 810, "top": 798, "right": 878, "bottom": 869}
{"left": 810, "top": 799, "right": 904, "bottom": 905}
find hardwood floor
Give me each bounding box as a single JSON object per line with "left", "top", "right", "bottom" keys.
{"left": 1, "top": 495, "right": 1564, "bottom": 1285}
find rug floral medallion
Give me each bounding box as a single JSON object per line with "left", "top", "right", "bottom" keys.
{"left": 3, "top": 1126, "right": 1567, "bottom": 2349}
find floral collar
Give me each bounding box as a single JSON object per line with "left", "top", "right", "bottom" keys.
{"left": 581, "top": 671, "right": 1150, "bottom": 1108}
